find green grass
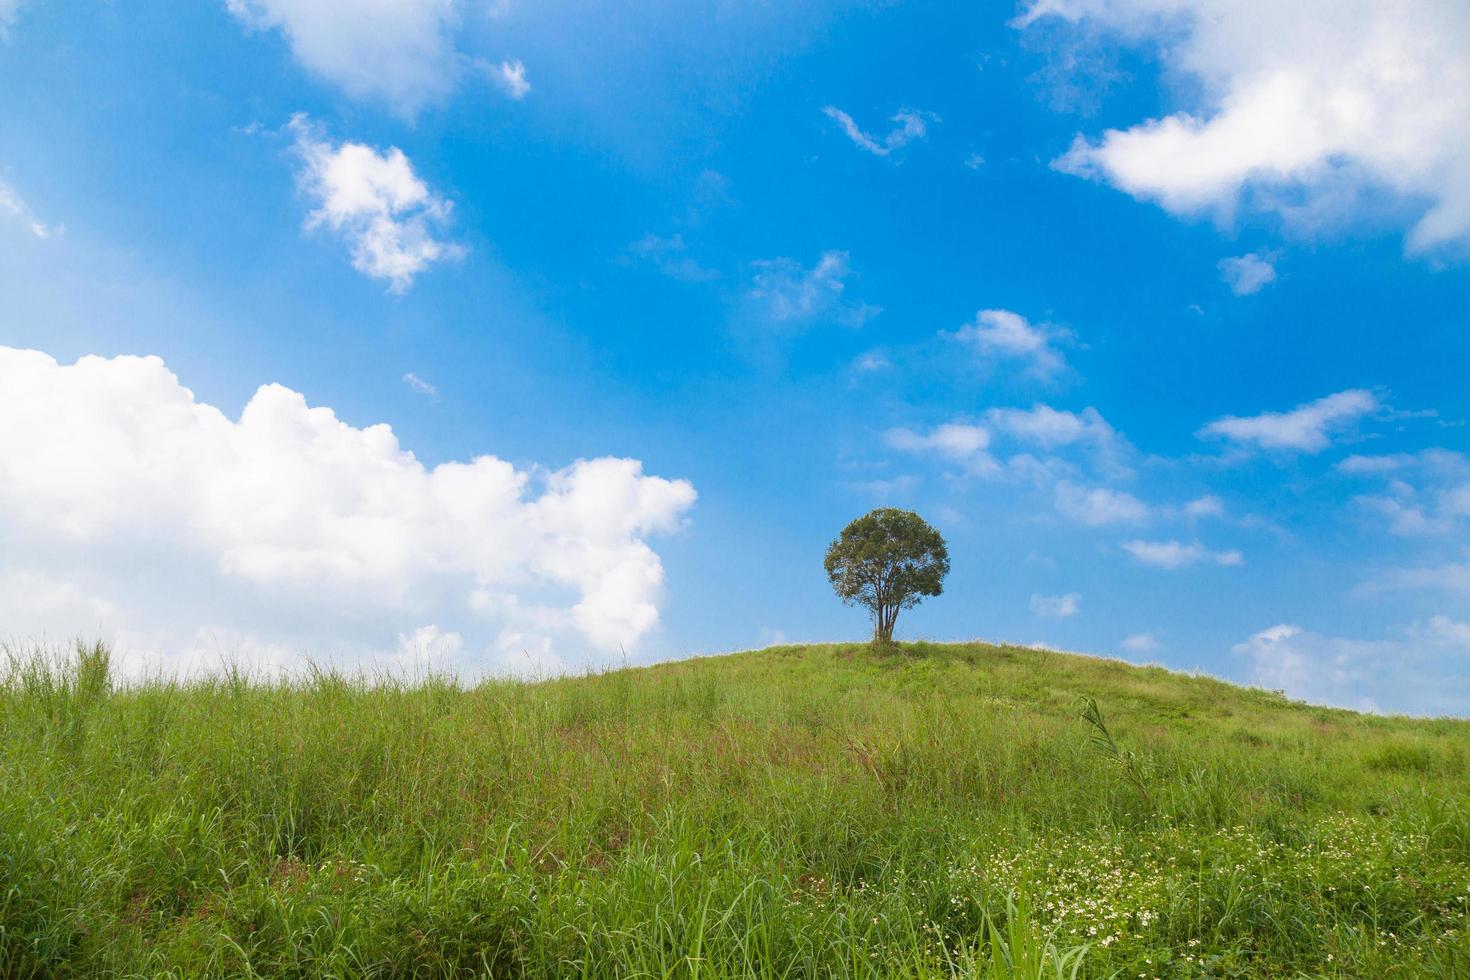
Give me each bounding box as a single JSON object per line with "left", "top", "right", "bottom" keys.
{"left": 5, "top": 639, "right": 1470, "bottom": 978}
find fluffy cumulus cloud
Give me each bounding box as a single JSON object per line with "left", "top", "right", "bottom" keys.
{"left": 0, "top": 347, "right": 696, "bottom": 676}
{"left": 822, "top": 106, "right": 937, "bottom": 157}
{"left": 1198, "top": 389, "right": 1377, "bottom": 453}
{"left": 747, "top": 250, "right": 878, "bottom": 327}
{"left": 290, "top": 116, "right": 463, "bottom": 292}
{"left": 1123, "top": 538, "right": 1242, "bottom": 569}
{"left": 1218, "top": 252, "right": 1276, "bottom": 295}
{"left": 227, "top": 0, "right": 462, "bottom": 114}
{"left": 1234, "top": 620, "right": 1470, "bottom": 715}
{"left": 1019, "top": 0, "right": 1470, "bottom": 254}
{"left": 949, "top": 309, "right": 1069, "bottom": 378}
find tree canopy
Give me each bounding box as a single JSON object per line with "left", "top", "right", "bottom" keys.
{"left": 824, "top": 508, "right": 949, "bottom": 644}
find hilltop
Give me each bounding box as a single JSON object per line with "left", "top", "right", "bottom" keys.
{"left": 4, "top": 640, "right": 1469, "bottom": 977}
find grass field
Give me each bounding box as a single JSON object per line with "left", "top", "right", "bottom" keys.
{"left": 4, "top": 640, "right": 1470, "bottom": 978}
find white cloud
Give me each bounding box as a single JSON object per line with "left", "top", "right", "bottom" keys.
{"left": 489, "top": 58, "right": 530, "bottom": 100}
{"left": 401, "top": 372, "right": 438, "bottom": 398}
{"left": 886, "top": 422, "right": 990, "bottom": 460}
{"left": 748, "top": 250, "right": 878, "bottom": 326}
{"left": 1340, "top": 449, "right": 1470, "bottom": 536}
{"left": 1233, "top": 619, "right": 1470, "bottom": 715}
{"left": 885, "top": 423, "right": 998, "bottom": 476}
{"left": 950, "top": 309, "right": 1069, "bottom": 378}
{"left": 1184, "top": 494, "right": 1224, "bottom": 518}
{"left": 985, "top": 404, "right": 1131, "bottom": 478}
{"left": 393, "top": 624, "right": 464, "bottom": 669}
{"left": 629, "top": 233, "right": 718, "bottom": 283}
{"left": 822, "top": 106, "right": 936, "bottom": 157}
{"left": 1338, "top": 453, "right": 1415, "bottom": 475}
{"left": 852, "top": 350, "right": 891, "bottom": 373}
{"left": 1218, "top": 251, "right": 1276, "bottom": 295}
{"left": 1120, "top": 631, "right": 1159, "bottom": 654}
{"left": 1123, "top": 538, "right": 1242, "bottom": 569}
{"left": 227, "top": 0, "right": 462, "bottom": 115}
{"left": 1198, "top": 389, "right": 1377, "bottom": 453}
{"left": 1351, "top": 479, "right": 1456, "bottom": 537}
{"left": 1339, "top": 449, "right": 1466, "bottom": 477}
{"left": 855, "top": 475, "right": 921, "bottom": 499}
{"left": 0, "top": 178, "right": 61, "bottom": 239}
{"left": 290, "top": 116, "right": 464, "bottom": 293}
{"left": 1020, "top": 0, "right": 1470, "bottom": 254}
{"left": 884, "top": 405, "right": 1141, "bottom": 521}
{"left": 1030, "top": 592, "right": 1081, "bottom": 618}
{"left": 0, "top": 347, "right": 696, "bottom": 675}
{"left": 1054, "top": 480, "right": 1148, "bottom": 526}
{"left": 985, "top": 404, "right": 1112, "bottom": 449}
{"left": 0, "top": 0, "right": 23, "bottom": 39}
{"left": 1371, "top": 559, "right": 1470, "bottom": 596}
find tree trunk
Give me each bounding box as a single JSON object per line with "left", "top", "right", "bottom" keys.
{"left": 873, "top": 604, "right": 898, "bottom": 644}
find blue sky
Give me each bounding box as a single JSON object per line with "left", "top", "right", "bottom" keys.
{"left": 2, "top": 0, "right": 1469, "bottom": 713}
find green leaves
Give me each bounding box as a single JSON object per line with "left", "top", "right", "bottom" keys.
{"left": 825, "top": 509, "right": 950, "bottom": 642}
{"left": 1077, "top": 696, "right": 1154, "bottom": 809}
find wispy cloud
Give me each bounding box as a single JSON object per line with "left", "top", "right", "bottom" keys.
{"left": 0, "top": 0, "right": 26, "bottom": 40}
{"left": 0, "top": 178, "right": 61, "bottom": 239}
{"left": 628, "top": 233, "right": 718, "bottom": 283}
{"left": 228, "top": 0, "right": 462, "bottom": 116}
{"left": 1198, "top": 389, "right": 1377, "bottom": 453}
{"left": 1232, "top": 619, "right": 1470, "bottom": 715}
{"left": 822, "top": 106, "right": 936, "bottom": 157}
{"left": 986, "top": 404, "right": 1131, "bottom": 479}
{"left": 1120, "top": 631, "right": 1159, "bottom": 654}
{"left": 747, "top": 250, "right": 878, "bottom": 327}
{"left": 1030, "top": 592, "right": 1081, "bottom": 618}
{"left": 885, "top": 423, "right": 995, "bottom": 472}
{"left": 1123, "top": 539, "right": 1243, "bottom": 569}
{"left": 949, "top": 309, "right": 1070, "bottom": 379}
{"left": 1184, "top": 495, "right": 1225, "bottom": 519}
{"left": 1341, "top": 449, "right": 1470, "bottom": 536}
{"left": 1368, "top": 559, "right": 1470, "bottom": 596}
{"left": 401, "top": 372, "right": 438, "bottom": 398}
{"left": 1054, "top": 481, "right": 1148, "bottom": 526}
{"left": 488, "top": 58, "right": 530, "bottom": 100}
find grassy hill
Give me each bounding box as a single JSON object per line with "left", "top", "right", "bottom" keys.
{"left": 4, "top": 640, "right": 1470, "bottom": 978}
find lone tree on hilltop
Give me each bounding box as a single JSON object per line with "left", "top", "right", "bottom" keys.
{"left": 824, "top": 508, "right": 949, "bottom": 645}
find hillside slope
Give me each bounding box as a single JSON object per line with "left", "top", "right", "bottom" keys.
{"left": 4, "top": 640, "right": 1470, "bottom": 977}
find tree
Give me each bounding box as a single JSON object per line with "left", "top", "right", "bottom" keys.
{"left": 824, "top": 508, "right": 949, "bottom": 644}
